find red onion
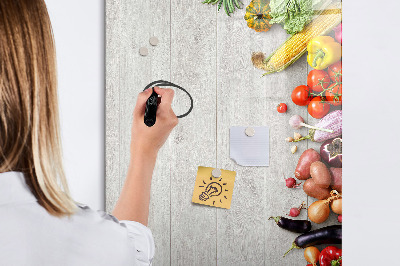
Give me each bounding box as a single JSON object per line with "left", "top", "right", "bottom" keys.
{"left": 320, "top": 137, "right": 342, "bottom": 167}
{"left": 334, "top": 23, "right": 342, "bottom": 44}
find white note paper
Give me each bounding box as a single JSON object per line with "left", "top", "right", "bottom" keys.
{"left": 230, "top": 126, "right": 269, "bottom": 167}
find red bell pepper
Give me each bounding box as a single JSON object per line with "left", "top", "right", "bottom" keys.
{"left": 319, "top": 246, "right": 342, "bottom": 266}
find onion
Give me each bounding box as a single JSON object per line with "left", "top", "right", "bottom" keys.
{"left": 304, "top": 246, "right": 320, "bottom": 266}
{"left": 308, "top": 200, "right": 330, "bottom": 224}
{"left": 331, "top": 198, "right": 342, "bottom": 215}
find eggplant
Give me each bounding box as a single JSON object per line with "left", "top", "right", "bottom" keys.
{"left": 269, "top": 216, "right": 312, "bottom": 233}
{"left": 284, "top": 225, "right": 342, "bottom": 257}
{"left": 320, "top": 137, "right": 342, "bottom": 168}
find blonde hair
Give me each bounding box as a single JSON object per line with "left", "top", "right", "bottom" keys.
{"left": 0, "top": 0, "right": 76, "bottom": 216}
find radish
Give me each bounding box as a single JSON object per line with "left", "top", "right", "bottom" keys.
{"left": 285, "top": 177, "right": 301, "bottom": 188}
{"left": 289, "top": 202, "right": 306, "bottom": 217}
{"left": 338, "top": 214, "right": 342, "bottom": 223}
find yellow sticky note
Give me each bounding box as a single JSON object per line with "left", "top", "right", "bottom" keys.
{"left": 192, "top": 166, "right": 236, "bottom": 209}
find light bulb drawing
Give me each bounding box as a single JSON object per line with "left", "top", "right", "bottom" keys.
{"left": 199, "top": 182, "right": 222, "bottom": 201}
{"left": 197, "top": 175, "right": 229, "bottom": 206}
{"left": 192, "top": 167, "right": 236, "bottom": 209}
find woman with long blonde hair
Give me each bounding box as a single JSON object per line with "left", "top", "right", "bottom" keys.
{"left": 0, "top": 0, "right": 177, "bottom": 265}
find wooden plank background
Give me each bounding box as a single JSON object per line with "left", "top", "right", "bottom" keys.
{"left": 106, "top": 0, "right": 340, "bottom": 265}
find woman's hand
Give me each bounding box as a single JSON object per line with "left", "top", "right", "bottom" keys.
{"left": 112, "top": 87, "right": 178, "bottom": 225}
{"left": 130, "top": 87, "right": 178, "bottom": 157}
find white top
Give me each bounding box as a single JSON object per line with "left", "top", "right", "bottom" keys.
{"left": 0, "top": 171, "right": 155, "bottom": 266}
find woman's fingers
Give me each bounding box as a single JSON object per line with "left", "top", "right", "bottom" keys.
{"left": 133, "top": 87, "right": 153, "bottom": 117}
{"left": 154, "top": 87, "right": 175, "bottom": 106}
{"left": 133, "top": 87, "right": 178, "bottom": 127}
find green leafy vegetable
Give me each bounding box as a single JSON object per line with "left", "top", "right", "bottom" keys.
{"left": 270, "top": 0, "right": 329, "bottom": 35}
{"left": 202, "top": 0, "right": 243, "bottom": 16}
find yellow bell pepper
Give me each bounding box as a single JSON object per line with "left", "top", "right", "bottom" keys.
{"left": 307, "top": 36, "right": 342, "bottom": 70}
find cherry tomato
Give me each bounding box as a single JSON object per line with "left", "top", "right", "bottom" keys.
{"left": 328, "top": 61, "right": 342, "bottom": 82}
{"left": 325, "top": 83, "right": 342, "bottom": 106}
{"left": 277, "top": 103, "right": 287, "bottom": 113}
{"left": 291, "top": 85, "right": 312, "bottom": 106}
{"left": 307, "top": 70, "right": 331, "bottom": 92}
{"left": 308, "top": 97, "right": 330, "bottom": 119}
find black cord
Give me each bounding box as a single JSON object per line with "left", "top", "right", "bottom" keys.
{"left": 143, "top": 80, "right": 193, "bottom": 119}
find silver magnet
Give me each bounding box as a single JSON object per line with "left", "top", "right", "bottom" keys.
{"left": 149, "top": 37, "right": 159, "bottom": 46}
{"left": 245, "top": 127, "right": 255, "bottom": 137}
{"left": 139, "top": 47, "right": 148, "bottom": 56}
{"left": 211, "top": 168, "right": 221, "bottom": 178}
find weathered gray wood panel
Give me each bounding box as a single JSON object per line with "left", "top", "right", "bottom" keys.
{"left": 169, "top": 0, "right": 217, "bottom": 265}
{"left": 106, "top": 0, "right": 172, "bottom": 265}
{"left": 216, "top": 10, "right": 269, "bottom": 266}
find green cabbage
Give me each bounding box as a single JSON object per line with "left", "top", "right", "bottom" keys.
{"left": 270, "top": 0, "right": 329, "bottom": 35}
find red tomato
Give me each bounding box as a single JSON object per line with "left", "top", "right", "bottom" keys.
{"left": 328, "top": 61, "right": 342, "bottom": 82}
{"left": 325, "top": 83, "right": 342, "bottom": 106}
{"left": 291, "top": 85, "right": 312, "bottom": 106}
{"left": 307, "top": 70, "right": 331, "bottom": 92}
{"left": 277, "top": 103, "right": 287, "bottom": 113}
{"left": 308, "top": 97, "right": 330, "bottom": 119}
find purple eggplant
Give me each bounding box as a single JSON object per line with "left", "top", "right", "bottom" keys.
{"left": 320, "top": 137, "right": 342, "bottom": 168}
{"left": 269, "top": 216, "right": 312, "bottom": 233}
{"left": 284, "top": 225, "right": 342, "bottom": 257}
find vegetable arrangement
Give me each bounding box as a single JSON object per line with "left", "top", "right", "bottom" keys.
{"left": 203, "top": 0, "right": 344, "bottom": 262}
{"left": 291, "top": 36, "right": 342, "bottom": 118}
{"left": 251, "top": 2, "right": 342, "bottom": 75}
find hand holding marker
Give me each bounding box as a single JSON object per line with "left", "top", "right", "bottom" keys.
{"left": 143, "top": 80, "right": 193, "bottom": 127}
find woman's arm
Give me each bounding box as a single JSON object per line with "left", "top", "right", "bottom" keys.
{"left": 112, "top": 87, "right": 178, "bottom": 226}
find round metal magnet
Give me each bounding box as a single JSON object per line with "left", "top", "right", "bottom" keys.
{"left": 245, "top": 127, "right": 255, "bottom": 137}
{"left": 211, "top": 168, "right": 222, "bottom": 178}
{"left": 149, "top": 37, "right": 159, "bottom": 46}
{"left": 139, "top": 47, "right": 148, "bottom": 56}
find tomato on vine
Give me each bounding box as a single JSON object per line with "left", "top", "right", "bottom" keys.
{"left": 328, "top": 61, "right": 342, "bottom": 82}
{"left": 307, "top": 70, "right": 331, "bottom": 93}
{"left": 325, "top": 84, "right": 342, "bottom": 106}
{"left": 291, "top": 85, "right": 312, "bottom": 106}
{"left": 308, "top": 96, "right": 330, "bottom": 119}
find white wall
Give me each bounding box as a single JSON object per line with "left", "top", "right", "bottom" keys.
{"left": 46, "top": 1, "right": 105, "bottom": 210}
{"left": 345, "top": 0, "right": 400, "bottom": 264}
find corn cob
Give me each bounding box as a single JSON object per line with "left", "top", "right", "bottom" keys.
{"left": 252, "top": 2, "right": 342, "bottom": 76}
